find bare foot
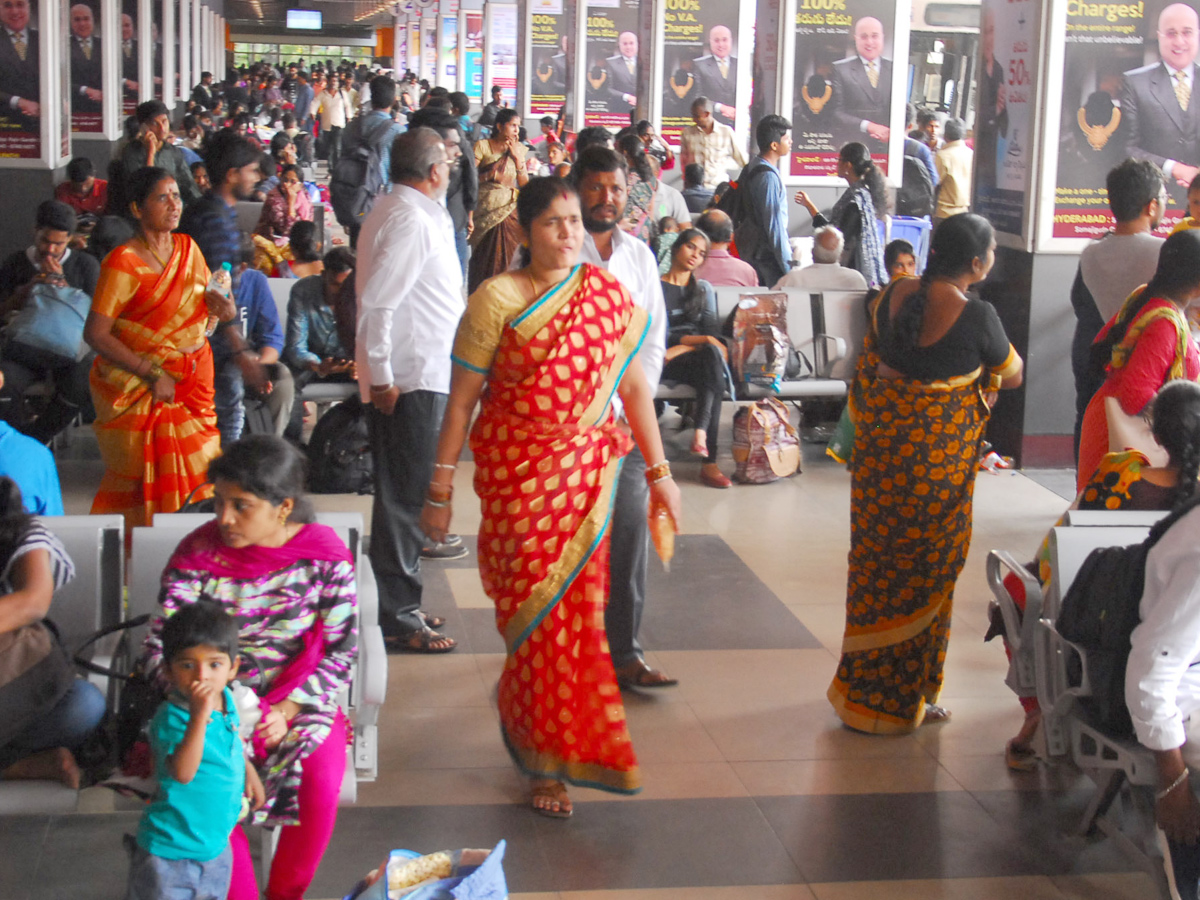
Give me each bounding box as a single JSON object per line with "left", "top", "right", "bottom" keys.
{"left": 1, "top": 747, "right": 81, "bottom": 789}
{"left": 690, "top": 430, "right": 708, "bottom": 457}
{"left": 530, "top": 778, "right": 572, "bottom": 818}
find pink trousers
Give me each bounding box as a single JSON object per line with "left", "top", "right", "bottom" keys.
{"left": 228, "top": 710, "right": 347, "bottom": 900}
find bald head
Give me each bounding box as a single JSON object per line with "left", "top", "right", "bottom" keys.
{"left": 71, "top": 4, "right": 94, "bottom": 39}
{"left": 854, "top": 16, "right": 884, "bottom": 62}
{"left": 695, "top": 208, "right": 734, "bottom": 246}
{"left": 813, "top": 226, "right": 845, "bottom": 264}
{"left": 709, "top": 25, "right": 732, "bottom": 60}
{"left": 1158, "top": 3, "right": 1199, "bottom": 71}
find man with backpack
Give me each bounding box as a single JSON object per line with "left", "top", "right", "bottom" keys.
{"left": 331, "top": 75, "right": 404, "bottom": 249}
{"left": 732, "top": 115, "right": 794, "bottom": 289}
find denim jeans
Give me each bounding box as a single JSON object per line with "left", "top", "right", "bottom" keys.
{"left": 0, "top": 678, "right": 106, "bottom": 772}
{"left": 125, "top": 843, "right": 233, "bottom": 900}
{"left": 454, "top": 227, "right": 469, "bottom": 282}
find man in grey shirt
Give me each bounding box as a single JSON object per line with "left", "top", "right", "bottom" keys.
{"left": 1071, "top": 158, "right": 1166, "bottom": 454}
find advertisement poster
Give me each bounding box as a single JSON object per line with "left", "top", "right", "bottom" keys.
{"left": 583, "top": 0, "right": 641, "bottom": 129}
{"left": 973, "top": 0, "right": 1037, "bottom": 237}
{"left": 1049, "top": 0, "right": 1194, "bottom": 238}
{"left": 408, "top": 19, "right": 420, "bottom": 82}
{"left": 462, "top": 10, "right": 484, "bottom": 101}
{"left": 0, "top": 0, "right": 41, "bottom": 159}
{"left": 60, "top": 0, "right": 69, "bottom": 161}
{"left": 69, "top": 0, "right": 102, "bottom": 133}
{"left": 421, "top": 16, "right": 437, "bottom": 82}
{"left": 526, "top": 1, "right": 569, "bottom": 119}
{"left": 488, "top": 3, "right": 517, "bottom": 108}
{"left": 790, "top": 0, "right": 899, "bottom": 177}
{"left": 439, "top": 14, "right": 457, "bottom": 87}
{"left": 122, "top": 1, "right": 138, "bottom": 114}
{"left": 153, "top": 0, "right": 164, "bottom": 102}
{"left": 660, "top": 0, "right": 743, "bottom": 146}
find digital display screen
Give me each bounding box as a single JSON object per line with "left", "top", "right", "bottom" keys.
{"left": 286, "top": 9, "right": 322, "bottom": 29}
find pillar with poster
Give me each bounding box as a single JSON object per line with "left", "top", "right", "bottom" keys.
{"left": 462, "top": 9, "right": 483, "bottom": 102}
{"left": 790, "top": 0, "right": 901, "bottom": 177}
{"left": 583, "top": 0, "right": 641, "bottom": 130}
{"left": 121, "top": 0, "right": 137, "bottom": 115}
{"left": 1050, "top": 0, "right": 1198, "bottom": 239}
{"left": 973, "top": 0, "right": 1037, "bottom": 239}
{"left": 659, "top": 0, "right": 743, "bottom": 147}
{"left": 0, "top": 0, "right": 42, "bottom": 159}
{"left": 485, "top": 3, "right": 517, "bottom": 108}
{"left": 526, "top": 0, "right": 570, "bottom": 120}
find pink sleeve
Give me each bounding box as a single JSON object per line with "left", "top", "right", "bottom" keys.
{"left": 1113, "top": 317, "right": 1184, "bottom": 416}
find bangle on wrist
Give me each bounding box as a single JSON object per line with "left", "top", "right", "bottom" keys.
{"left": 645, "top": 460, "right": 671, "bottom": 484}
{"left": 1157, "top": 767, "right": 1191, "bottom": 801}
{"left": 428, "top": 486, "right": 453, "bottom": 501}
{"left": 424, "top": 497, "right": 450, "bottom": 508}
{"left": 370, "top": 383, "right": 393, "bottom": 394}
{"left": 434, "top": 463, "right": 457, "bottom": 471}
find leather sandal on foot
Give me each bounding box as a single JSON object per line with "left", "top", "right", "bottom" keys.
{"left": 615, "top": 660, "right": 679, "bottom": 689}
{"left": 531, "top": 781, "right": 572, "bottom": 819}
{"left": 384, "top": 627, "right": 457, "bottom": 654}
{"left": 419, "top": 611, "right": 447, "bottom": 629}
{"left": 1005, "top": 739, "right": 1038, "bottom": 771}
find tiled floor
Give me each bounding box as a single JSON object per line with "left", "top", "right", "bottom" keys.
{"left": 8, "top": 424, "right": 1162, "bottom": 899}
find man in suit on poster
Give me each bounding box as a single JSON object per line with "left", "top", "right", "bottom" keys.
{"left": 0, "top": 0, "right": 40, "bottom": 128}
{"left": 121, "top": 13, "right": 139, "bottom": 105}
{"left": 830, "top": 16, "right": 892, "bottom": 151}
{"left": 1122, "top": 2, "right": 1200, "bottom": 196}
{"left": 70, "top": 4, "right": 102, "bottom": 116}
{"left": 692, "top": 25, "right": 737, "bottom": 126}
{"left": 606, "top": 31, "right": 639, "bottom": 112}
{"left": 533, "top": 34, "right": 568, "bottom": 96}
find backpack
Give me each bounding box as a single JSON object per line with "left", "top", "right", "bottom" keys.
{"left": 731, "top": 397, "right": 801, "bottom": 484}
{"left": 329, "top": 115, "right": 390, "bottom": 228}
{"left": 716, "top": 162, "right": 771, "bottom": 230}
{"left": 896, "top": 153, "right": 935, "bottom": 218}
{"left": 307, "top": 395, "right": 375, "bottom": 494}
{"left": 1055, "top": 493, "right": 1200, "bottom": 737}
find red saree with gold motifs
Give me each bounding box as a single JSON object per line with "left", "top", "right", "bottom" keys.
{"left": 451, "top": 263, "right": 648, "bottom": 792}
{"left": 89, "top": 235, "right": 220, "bottom": 530}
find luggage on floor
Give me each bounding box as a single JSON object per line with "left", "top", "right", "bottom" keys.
{"left": 731, "top": 396, "right": 801, "bottom": 484}
{"left": 307, "top": 396, "right": 374, "bottom": 494}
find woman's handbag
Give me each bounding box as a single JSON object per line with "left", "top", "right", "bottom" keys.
{"left": 6, "top": 282, "right": 92, "bottom": 362}
{"left": 1104, "top": 396, "right": 1168, "bottom": 467}
{"left": 0, "top": 619, "right": 77, "bottom": 747}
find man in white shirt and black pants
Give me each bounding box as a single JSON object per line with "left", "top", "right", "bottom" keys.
{"left": 574, "top": 147, "right": 677, "bottom": 688}
{"left": 356, "top": 127, "right": 463, "bottom": 653}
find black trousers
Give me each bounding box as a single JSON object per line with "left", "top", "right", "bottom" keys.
{"left": 366, "top": 390, "right": 447, "bottom": 636}
{"left": 605, "top": 444, "right": 649, "bottom": 669}
{"left": 0, "top": 341, "right": 95, "bottom": 444}
{"left": 326, "top": 125, "right": 343, "bottom": 169}
{"left": 662, "top": 343, "right": 724, "bottom": 462}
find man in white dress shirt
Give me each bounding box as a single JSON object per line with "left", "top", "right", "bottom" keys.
{"left": 356, "top": 127, "right": 463, "bottom": 653}
{"left": 573, "top": 146, "right": 677, "bottom": 688}
{"left": 1127, "top": 487, "right": 1200, "bottom": 898}
{"left": 774, "top": 226, "right": 868, "bottom": 291}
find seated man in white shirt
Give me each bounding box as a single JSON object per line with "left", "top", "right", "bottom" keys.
{"left": 355, "top": 126, "right": 464, "bottom": 654}
{"left": 1126, "top": 468, "right": 1200, "bottom": 900}
{"left": 773, "top": 225, "right": 868, "bottom": 291}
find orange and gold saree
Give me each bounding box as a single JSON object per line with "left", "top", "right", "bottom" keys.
{"left": 452, "top": 263, "right": 649, "bottom": 793}
{"left": 89, "top": 235, "right": 220, "bottom": 529}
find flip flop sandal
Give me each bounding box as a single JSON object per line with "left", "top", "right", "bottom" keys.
{"left": 384, "top": 627, "right": 457, "bottom": 654}
{"left": 531, "top": 781, "right": 572, "bottom": 819}
{"left": 616, "top": 661, "right": 679, "bottom": 689}
{"left": 922, "top": 703, "right": 952, "bottom": 724}
{"left": 420, "top": 612, "right": 447, "bottom": 629}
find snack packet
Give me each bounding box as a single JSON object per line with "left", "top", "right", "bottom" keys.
{"left": 649, "top": 503, "right": 676, "bottom": 571}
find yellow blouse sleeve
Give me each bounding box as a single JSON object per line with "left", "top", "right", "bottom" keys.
{"left": 90, "top": 247, "right": 143, "bottom": 320}
{"left": 451, "top": 274, "right": 529, "bottom": 374}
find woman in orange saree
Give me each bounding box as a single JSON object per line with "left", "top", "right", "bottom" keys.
{"left": 83, "top": 167, "right": 230, "bottom": 530}
{"left": 421, "top": 177, "right": 681, "bottom": 819}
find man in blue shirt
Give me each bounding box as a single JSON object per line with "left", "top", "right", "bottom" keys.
{"left": 342, "top": 75, "right": 405, "bottom": 249}
{"left": 734, "top": 115, "right": 794, "bottom": 288}
{"left": 0, "top": 403, "right": 64, "bottom": 514}
{"left": 178, "top": 131, "right": 260, "bottom": 272}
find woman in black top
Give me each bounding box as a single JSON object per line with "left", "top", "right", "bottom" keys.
{"left": 795, "top": 142, "right": 888, "bottom": 286}
{"left": 828, "top": 213, "right": 1024, "bottom": 734}
{"left": 660, "top": 229, "right": 730, "bottom": 488}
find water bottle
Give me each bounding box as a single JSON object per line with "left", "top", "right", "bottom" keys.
{"left": 207, "top": 261, "right": 232, "bottom": 299}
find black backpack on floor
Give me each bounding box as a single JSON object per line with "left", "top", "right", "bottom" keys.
{"left": 1056, "top": 493, "right": 1200, "bottom": 737}
{"left": 307, "top": 396, "right": 375, "bottom": 494}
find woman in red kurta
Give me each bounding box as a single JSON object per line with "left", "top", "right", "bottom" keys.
{"left": 1076, "top": 230, "right": 1200, "bottom": 492}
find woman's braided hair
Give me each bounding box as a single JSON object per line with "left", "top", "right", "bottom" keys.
{"left": 1151, "top": 379, "right": 1200, "bottom": 508}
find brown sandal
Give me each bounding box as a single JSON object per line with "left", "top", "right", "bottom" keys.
{"left": 615, "top": 660, "right": 679, "bottom": 689}
{"left": 384, "top": 627, "right": 457, "bottom": 654}
{"left": 531, "top": 780, "right": 572, "bottom": 819}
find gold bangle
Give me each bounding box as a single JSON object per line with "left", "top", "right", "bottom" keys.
{"left": 145, "top": 363, "right": 166, "bottom": 383}
{"left": 644, "top": 460, "right": 671, "bottom": 484}
{"left": 427, "top": 485, "right": 453, "bottom": 501}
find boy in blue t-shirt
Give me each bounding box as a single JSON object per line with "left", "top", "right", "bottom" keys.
{"left": 126, "top": 601, "right": 264, "bottom": 900}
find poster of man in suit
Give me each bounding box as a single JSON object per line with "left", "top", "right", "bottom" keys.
{"left": 791, "top": 0, "right": 898, "bottom": 177}
{"left": 69, "top": 1, "right": 102, "bottom": 133}
{"left": 121, "top": 7, "right": 138, "bottom": 115}
{"left": 584, "top": 0, "right": 641, "bottom": 130}
{"left": 1049, "top": 0, "right": 1188, "bottom": 238}
{"left": 527, "top": 0, "right": 571, "bottom": 119}
{"left": 0, "top": 0, "right": 41, "bottom": 159}
{"left": 660, "top": 1, "right": 741, "bottom": 147}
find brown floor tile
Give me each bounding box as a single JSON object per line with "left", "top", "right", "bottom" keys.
{"left": 808, "top": 876, "right": 1067, "bottom": 899}
{"left": 382, "top": 650, "right": 494, "bottom": 708}
{"left": 733, "top": 756, "right": 962, "bottom": 796}
{"left": 1049, "top": 872, "right": 1162, "bottom": 899}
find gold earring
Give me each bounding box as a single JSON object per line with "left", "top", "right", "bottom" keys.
{"left": 278, "top": 509, "right": 289, "bottom": 526}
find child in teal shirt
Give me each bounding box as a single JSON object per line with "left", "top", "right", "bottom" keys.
{"left": 126, "top": 601, "right": 264, "bottom": 900}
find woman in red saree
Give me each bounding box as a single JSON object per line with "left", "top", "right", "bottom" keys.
{"left": 421, "top": 177, "right": 681, "bottom": 818}
{"left": 1076, "top": 230, "right": 1200, "bottom": 492}
{"left": 84, "top": 167, "right": 232, "bottom": 530}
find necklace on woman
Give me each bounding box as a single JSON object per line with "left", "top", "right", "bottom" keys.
{"left": 527, "top": 270, "right": 549, "bottom": 299}
{"left": 140, "top": 234, "right": 170, "bottom": 270}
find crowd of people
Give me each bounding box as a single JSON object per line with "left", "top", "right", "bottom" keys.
{"left": 9, "top": 51, "right": 1200, "bottom": 900}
